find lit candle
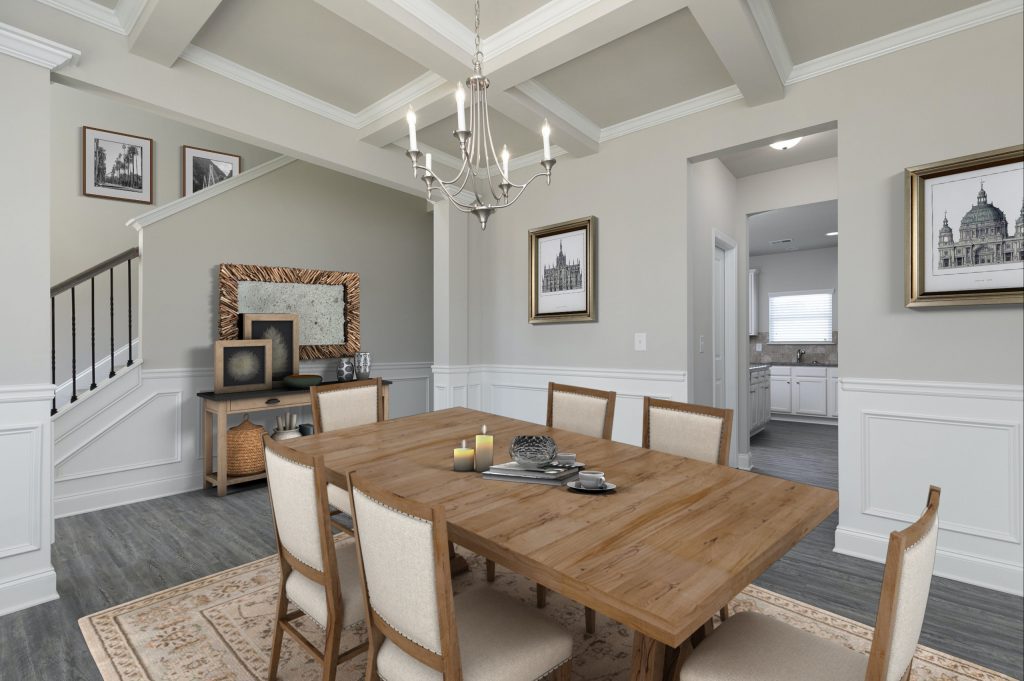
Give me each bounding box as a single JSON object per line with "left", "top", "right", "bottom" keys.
{"left": 407, "top": 107, "right": 418, "bottom": 151}
{"left": 456, "top": 82, "right": 466, "bottom": 131}
{"left": 475, "top": 425, "right": 493, "bottom": 472}
{"left": 454, "top": 439, "right": 474, "bottom": 472}
{"left": 541, "top": 119, "right": 551, "bottom": 161}
{"left": 501, "top": 145, "right": 510, "bottom": 178}
{"left": 425, "top": 152, "right": 432, "bottom": 175}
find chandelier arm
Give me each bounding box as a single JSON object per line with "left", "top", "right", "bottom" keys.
{"left": 428, "top": 181, "right": 477, "bottom": 213}
{"left": 500, "top": 170, "right": 553, "bottom": 208}
{"left": 480, "top": 86, "right": 512, "bottom": 188}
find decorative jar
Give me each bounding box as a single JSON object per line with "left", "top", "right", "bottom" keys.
{"left": 355, "top": 351, "right": 372, "bottom": 380}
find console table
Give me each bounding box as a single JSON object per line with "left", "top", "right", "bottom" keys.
{"left": 197, "top": 380, "right": 391, "bottom": 496}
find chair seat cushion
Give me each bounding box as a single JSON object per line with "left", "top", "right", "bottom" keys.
{"left": 285, "top": 539, "right": 364, "bottom": 630}
{"left": 327, "top": 483, "right": 352, "bottom": 515}
{"left": 376, "top": 586, "right": 572, "bottom": 681}
{"left": 679, "top": 611, "right": 868, "bottom": 681}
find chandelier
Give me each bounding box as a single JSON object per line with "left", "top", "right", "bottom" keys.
{"left": 405, "top": 0, "right": 555, "bottom": 229}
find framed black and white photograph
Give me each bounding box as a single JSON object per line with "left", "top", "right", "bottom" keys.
{"left": 82, "top": 126, "right": 153, "bottom": 204}
{"left": 529, "top": 216, "right": 596, "bottom": 323}
{"left": 183, "top": 145, "right": 241, "bottom": 197}
{"left": 906, "top": 145, "right": 1023, "bottom": 307}
{"left": 241, "top": 313, "right": 299, "bottom": 386}
{"left": 214, "top": 339, "right": 272, "bottom": 394}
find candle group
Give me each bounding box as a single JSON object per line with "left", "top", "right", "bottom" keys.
{"left": 475, "top": 425, "right": 493, "bottom": 472}
{"left": 454, "top": 439, "right": 475, "bottom": 472}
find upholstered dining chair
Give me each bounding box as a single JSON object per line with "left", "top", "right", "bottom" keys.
{"left": 310, "top": 378, "right": 383, "bottom": 534}
{"left": 263, "top": 436, "right": 367, "bottom": 681}
{"left": 349, "top": 472, "right": 575, "bottom": 681}
{"left": 486, "top": 381, "right": 616, "bottom": 634}
{"left": 676, "top": 486, "right": 942, "bottom": 681}
{"left": 642, "top": 396, "right": 732, "bottom": 466}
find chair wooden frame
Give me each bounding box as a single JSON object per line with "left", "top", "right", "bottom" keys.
{"left": 349, "top": 473, "right": 571, "bottom": 681}
{"left": 546, "top": 381, "right": 616, "bottom": 439}
{"left": 264, "top": 436, "right": 367, "bottom": 681}
{"left": 642, "top": 397, "right": 733, "bottom": 467}
{"left": 310, "top": 378, "right": 384, "bottom": 434}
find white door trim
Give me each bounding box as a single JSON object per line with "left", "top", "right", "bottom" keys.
{"left": 713, "top": 231, "right": 739, "bottom": 466}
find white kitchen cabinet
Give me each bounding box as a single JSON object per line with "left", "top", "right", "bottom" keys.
{"left": 770, "top": 367, "right": 792, "bottom": 413}
{"left": 748, "top": 269, "right": 759, "bottom": 336}
{"left": 748, "top": 366, "right": 770, "bottom": 436}
{"left": 827, "top": 367, "right": 839, "bottom": 417}
{"left": 770, "top": 365, "right": 838, "bottom": 420}
{"left": 793, "top": 371, "right": 828, "bottom": 416}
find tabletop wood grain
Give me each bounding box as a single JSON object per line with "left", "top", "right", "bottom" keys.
{"left": 290, "top": 407, "right": 837, "bottom": 651}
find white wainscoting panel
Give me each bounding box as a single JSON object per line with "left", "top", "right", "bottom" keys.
{"left": 0, "top": 383, "right": 58, "bottom": 615}
{"left": 432, "top": 364, "right": 687, "bottom": 446}
{"left": 837, "top": 377, "right": 1024, "bottom": 595}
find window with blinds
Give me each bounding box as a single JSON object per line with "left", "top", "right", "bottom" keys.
{"left": 768, "top": 290, "right": 834, "bottom": 343}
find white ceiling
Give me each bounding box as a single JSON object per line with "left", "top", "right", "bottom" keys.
{"left": 748, "top": 200, "right": 838, "bottom": 256}
{"left": 719, "top": 128, "right": 838, "bottom": 178}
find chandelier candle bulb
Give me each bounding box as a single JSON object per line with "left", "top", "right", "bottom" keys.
{"left": 456, "top": 82, "right": 466, "bottom": 131}
{"left": 425, "top": 153, "right": 432, "bottom": 174}
{"left": 542, "top": 120, "right": 551, "bottom": 161}
{"left": 474, "top": 425, "right": 493, "bottom": 472}
{"left": 501, "top": 145, "right": 510, "bottom": 178}
{"left": 454, "top": 439, "right": 475, "bottom": 472}
{"left": 406, "top": 108, "right": 417, "bottom": 151}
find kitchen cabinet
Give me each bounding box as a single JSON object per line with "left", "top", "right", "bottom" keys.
{"left": 770, "top": 368, "right": 792, "bottom": 413}
{"left": 748, "top": 366, "right": 770, "bottom": 436}
{"left": 770, "top": 365, "right": 838, "bottom": 419}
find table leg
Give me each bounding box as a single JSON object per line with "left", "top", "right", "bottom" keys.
{"left": 216, "top": 405, "right": 228, "bottom": 497}
{"left": 447, "top": 541, "right": 469, "bottom": 576}
{"left": 629, "top": 632, "right": 669, "bottom": 681}
{"left": 202, "top": 408, "right": 214, "bottom": 489}
{"left": 381, "top": 384, "right": 390, "bottom": 420}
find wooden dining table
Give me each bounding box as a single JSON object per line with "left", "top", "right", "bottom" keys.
{"left": 289, "top": 407, "right": 837, "bottom": 681}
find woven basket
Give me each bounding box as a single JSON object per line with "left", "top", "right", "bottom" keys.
{"left": 226, "top": 416, "right": 266, "bottom": 476}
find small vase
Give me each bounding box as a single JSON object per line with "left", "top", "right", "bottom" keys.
{"left": 337, "top": 356, "right": 356, "bottom": 382}
{"left": 272, "top": 428, "right": 302, "bottom": 441}
{"left": 355, "top": 352, "right": 372, "bottom": 380}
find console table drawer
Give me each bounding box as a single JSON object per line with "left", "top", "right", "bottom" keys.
{"left": 229, "top": 392, "right": 309, "bottom": 412}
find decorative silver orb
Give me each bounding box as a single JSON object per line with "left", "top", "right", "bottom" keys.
{"left": 509, "top": 435, "right": 557, "bottom": 466}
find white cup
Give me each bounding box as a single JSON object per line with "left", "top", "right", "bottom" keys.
{"left": 578, "top": 470, "right": 605, "bottom": 490}
{"left": 556, "top": 452, "right": 577, "bottom": 465}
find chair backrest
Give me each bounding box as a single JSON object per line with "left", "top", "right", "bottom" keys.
{"left": 642, "top": 397, "right": 732, "bottom": 466}
{"left": 547, "top": 382, "right": 616, "bottom": 440}
{"left": 263, "top": 435, "right": 339, "bottom": 591}
{"left": 310, "top": 378, "right": 382, "bottom": 434}
{"left": 865, "top": 486, "right": 941, "bottom": 681}
{"left": 349, "top": 472, "right": 461, "bottom": 677}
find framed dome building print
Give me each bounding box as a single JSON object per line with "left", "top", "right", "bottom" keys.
{"left": 529, "top": 216, "right": 597, "bottom": 323}
{"left": 906, "top": 145, "right": 1023, "bottom": 307}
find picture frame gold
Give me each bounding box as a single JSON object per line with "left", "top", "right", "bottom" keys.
{"left": 905, "top": 145, "right": 1023, "bottom": 308}
{"left": 214, "top": 339, "right": 272, "bottom": 394}
{"left": 241, "top": 313, "right": 300, "bottom": 386}
{"left": 529, "top": 216, "right": 596, "bottom": 324}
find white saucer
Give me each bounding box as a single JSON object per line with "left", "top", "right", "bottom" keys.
{"left": 566, "top": 480, "right": 616, "bottom": 494}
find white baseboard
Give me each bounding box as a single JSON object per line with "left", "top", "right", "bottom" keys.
{"left": 0, "top": 568, "right": 58, "bottom": 617}
{"left": 770, "top": 414, "right": 838, "bottom": 426}
{"left": 55, "top": 472, "right": 202, "bottom": 518}
{"left": 737, "top": 451, "right": 752, "bottom": 470}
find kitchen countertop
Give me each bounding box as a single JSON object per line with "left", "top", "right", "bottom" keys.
{"left": 751, "top": 362, "right": 838, "bottom": 367}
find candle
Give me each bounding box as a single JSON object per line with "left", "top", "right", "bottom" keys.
{"left": 541, "top": 119, "right": 551, "bottom": 160}
{"left": 475, "top": 425, "right": 493, "bottom": 472}
{"left": 501, "top": 145, "right": 510, "bottom": 178}
{"left": 456, "top": 82, "right": 466, "bottom": 131}
{"left": 407, "top": 107, "right": 418, "bottom": 151}
{"left": 454, "top": 439, "right": 474, "bottom": 472}
{"left": 425, "top": 152, "right": 432, "bottom": 175}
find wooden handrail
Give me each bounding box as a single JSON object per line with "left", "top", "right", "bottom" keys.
{"left": 51, "top": 247, "right": 139, "bottom": 297}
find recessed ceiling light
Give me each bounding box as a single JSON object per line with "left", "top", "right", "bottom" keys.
{"left": 769, "top": 137, "right": 803, "bottom": 151}
{"left": 826, "top": 231, "right": 839, "bottom": 236}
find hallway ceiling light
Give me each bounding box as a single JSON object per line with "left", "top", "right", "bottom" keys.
{"left": 769, "top": 137, "right": 803, "bottom": 150}
{"left": 826, "top": 231, "right": 839, "bottom": 236}
{"left": 405, "top": 0, "right": 555, "bottom": 230}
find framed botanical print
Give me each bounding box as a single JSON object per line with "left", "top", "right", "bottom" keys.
{"left": 241, "top": 313, "right": 299, "bottom": 386}
{"left": 529, "top": 217, "right": 596, "bottom": 323}
{"left": 906, "top": 145, "right": 1023, "bottom": 307}
{"left": 82, "top": 126, "right": 153, "bottom": 204}
{"left": 183, "top": 145, "right": 241, "bottom": 197}
{"left": 214, "top": 339, "right": 272, "bottom": 394}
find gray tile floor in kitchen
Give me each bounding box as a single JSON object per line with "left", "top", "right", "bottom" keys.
{"left": 0, "top": 419, "right": 1020, "bottom": 680}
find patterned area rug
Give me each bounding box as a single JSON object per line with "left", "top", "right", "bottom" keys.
{"left": 80, "top": 540, "right": 1014, "bottom": 681}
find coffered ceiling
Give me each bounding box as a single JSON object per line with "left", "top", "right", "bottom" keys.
{"left": 23, "top": 0, "right": 1021, "bottom": 184}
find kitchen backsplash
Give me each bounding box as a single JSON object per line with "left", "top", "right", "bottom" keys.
{"left": 749, "top": 332, "right": 839, "bottom": 365}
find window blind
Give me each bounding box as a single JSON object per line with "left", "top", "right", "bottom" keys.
{"left": 768, "top": 291, "right": 833, "bottom": 343}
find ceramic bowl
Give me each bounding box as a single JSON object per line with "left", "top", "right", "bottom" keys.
{"left": 509, "top": 435, "right": 558, "bottom": 466}
{"left": 283, "top": 374, "right": 323, "bottom": 389}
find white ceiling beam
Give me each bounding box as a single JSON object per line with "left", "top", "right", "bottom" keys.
{"left": 746, "top": 0, "right": 793, "bottom": 83}
{"left": 128, "top": 0, "right": 223, "bottom": 67}
{"left": 689, "top": 0, "right": 784, "bottom": 106}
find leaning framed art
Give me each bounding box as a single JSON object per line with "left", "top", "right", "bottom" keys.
{"left": 529, "top": 216, "right": 596, "bottom": 323}
{"left": 905, "top": 145, "right": 1023, "bottom": 307}
{"left": 82, "top": 126, "right": 153, "bottom": 204}
{"left": 214, "top": 339, "right": 272, "bottom": 394}
{"left": 241, "top": 313, "right": 299, "bottom": 386}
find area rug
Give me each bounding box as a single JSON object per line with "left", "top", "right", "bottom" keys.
{"left": 80, "top": 540, "right": 1016, "bottom": 681}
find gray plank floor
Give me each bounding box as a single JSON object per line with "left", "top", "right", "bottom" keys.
{"left": 0, "top": 421, "right": 1020, "bottom": 680}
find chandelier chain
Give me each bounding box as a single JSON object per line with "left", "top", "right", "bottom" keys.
{"left": 473, "top": 0, "right": 483, "bottom": 68}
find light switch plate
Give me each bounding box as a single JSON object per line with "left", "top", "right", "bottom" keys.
{"left": 634, "top": 332, "right": 647, "bottom": 351}
{"left": 699, "top": 335, "right": 705, "bottom": 353}
{"left": 755, "top": 343, "right": 763, "bottom": 352}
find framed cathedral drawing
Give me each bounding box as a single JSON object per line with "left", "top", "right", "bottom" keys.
{"left": 529, "top": 217, "right": 596, "bottom": 323}
{"left": 905, "top": 145, "right": 1023, "bottom": 307}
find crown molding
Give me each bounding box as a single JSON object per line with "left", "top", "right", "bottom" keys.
{"left": 599, "top": 85, "right": 743, "bottom": 143}
{"left": 746, "top": 0, "right": 792, "bottom": 83}
{"left": 128, "top": 156, "right": 295, "bottom": 231}
{"left": 0, "top": 21, "right": 80, "bottom": 70}
{"left": 115, "top": 0, "right": 148, "bottom": 35}
{"left": 484, "top": 0, "right": 606, "bottom": 62}
{"left": 35, "top": 0, "right": 124, "bottom": 34}
{"left": 386, "top": 0, "right": 473, "bottom": 51}
{"left": 356, "top": 71, "right": 448, "bottom": 126}
{"left": 515, "top": 79, "right": 601, "bottom": 144}
{"left": 787, "top": 0, "right": 1023, "bottom": 85}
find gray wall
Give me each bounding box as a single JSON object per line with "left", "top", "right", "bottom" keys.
{"left": 141, "top": 160, "right": 433, "bottom": 369}
{"left": 750, "top": 246, "right": 838, "bottom": 333}
{"left": 467, "top": 16, "right": 1023, "bottom": 386}
{"left": 50, "top": 83, "right": 278, "bottom": 283}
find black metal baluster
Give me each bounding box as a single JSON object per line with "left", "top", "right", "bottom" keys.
{"left": 70, "top": 286, "right": 78, "bottom": 403}
{"left": 109, "top": 268, "right": 116, "bottom": 379}
{"left": 90, "top": 277, "right": 97, "bottom": 390}
{"left": 126, "top": 260, "right": 133, "bottom": 367}
{"left": 51, "top": 297, "right": 57, "bottom": 415}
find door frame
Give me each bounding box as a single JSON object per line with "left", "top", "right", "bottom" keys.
{"left": 712, "top": 230, "right": 738, "bottom": 466}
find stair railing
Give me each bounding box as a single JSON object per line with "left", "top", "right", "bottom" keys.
{"left": 50, "top": 247, "right": 140, "bottom": 415}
